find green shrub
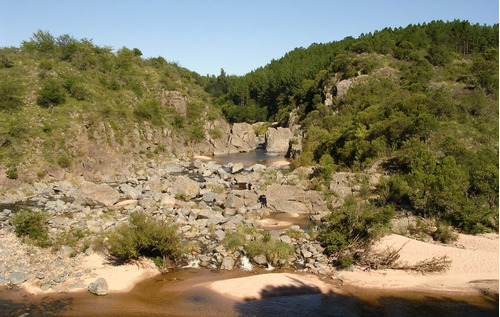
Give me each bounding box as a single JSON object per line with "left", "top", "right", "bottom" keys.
{"left": 284, "top": 227, "right": 304, "bottom": 239}
{"left": 57, "top": 155, "right": 72, "bottom": 168}
{"left": 53, "top": 227, "right": 90, "bottom": 255}
{"left": 431, "top": 222, "right": 458, "bottom": 244}
{"left": 133, "top": 99, "right": 163, "bottom": 125}
{"left": 6, "top": 166, "right": 18, "bottom": 179}
{"left": 246, "top": 231, "right": 294, "bottom": 267}
{"left": 222, "top": 232, "right": 247, "bottom": 252}
{"left": 37, "top": 78, "right": 66, "bottom": 108}
{"left": 0, "top": 81, "right": 23, "bottom": 112}
{"left": 319, "top": 197, "right": 394, "bottom": 266}
{"left": 105, "top": 212, "right": 184, "bottom": 269}
{"left": 10, "top": 210, "right": 50, "bottom": 247}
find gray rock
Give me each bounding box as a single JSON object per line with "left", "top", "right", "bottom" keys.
{"left": 220, "top": 257, "right": 235, "bottom": 270}
{"left": 169, "top": 175, "right": 200, "bottom": 199}
{"left": 301, "top": 248, "right": 313, "bottom": 259}
{"left": 250, "top": 164, "right": 266, "bottom": 172}
{"left": 74, "top": 182, "right": 120, "bottom": 207}
{"left": 201, "top": 191, "right": 221, "bottom": 204}
{"left": 265, "top": 127, "right": 293, "bottom": 153}
{"left": 231, "top": 122, "right": 257, "bottom": 151}
{"left": 9, "top": 272, "right": 26, "bottom": 285}
{"left": 120, "top": 183, "right": 141, "bottom": 200}
{"left": 88, "top": 277, "right": 108, "bottom": 296}
{"left": 280, "top": 235, "right": 293, "bottom": 244}
{"left": 160, "top": 193, "right": 176, "bottom": 207}
{"left": 212, "top": 229, "right": 226, "bottom": 241}
{"left": 253, "top": 254, "right": 267, "bottom": 266}
{"left": 58, "top": 245, "right": 75, "bottom": 258}
{"left": 230, "top": 163, "right": 244, "bottom": 174}
{"left": 264, "top": 184, "right": 324, "bottom": 213}
{"left": 52, "top": 284, "right": 67, "bottom": 293}
{"left": 69, "top": 283, "right": 86, "bottom": 290}
{"left": 40, "top": 283, "right": 52, "bottom": 291}
{"left": 223, "top": 208, "right": 237, "bottom": 217}
{"left": 0, "top": 275, "right": 7, "bottom": 284}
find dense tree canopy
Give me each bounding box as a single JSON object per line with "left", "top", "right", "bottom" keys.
{"left": 201, "top": 20, "right": 498, "bottom": 234}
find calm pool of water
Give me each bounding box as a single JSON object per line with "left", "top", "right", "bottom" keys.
{"left": 1, "top": 269, "right": 497, "bottom": 317}
{"left": 211, "top": 149, "right": 289, "bottom": 167}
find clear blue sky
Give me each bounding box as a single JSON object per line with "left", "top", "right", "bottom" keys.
{"left": 1, "top": 0, "right": 498, "bottom": 76}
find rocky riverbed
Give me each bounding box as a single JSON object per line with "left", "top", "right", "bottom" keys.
{"left": 0, "top": 156, "right": 353, "bottom": 294}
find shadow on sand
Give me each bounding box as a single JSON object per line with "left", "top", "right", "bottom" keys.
{"left": 234, "top": 281, "right": 499, "bottom": 317}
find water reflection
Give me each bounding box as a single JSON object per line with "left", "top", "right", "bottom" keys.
{"left": 211, "top": 149, "right": 288, "bottom": 167}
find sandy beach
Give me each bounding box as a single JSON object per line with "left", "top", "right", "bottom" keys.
{"left": 18, "top": 233, "right": 498, "bottom": 299}
{"left": 21, "top": 253, "right": 159, "bottom": 295}
{"left": 206, "top": 233, "right": 499, "bottom": 300}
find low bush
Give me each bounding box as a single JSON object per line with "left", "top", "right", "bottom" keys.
{"left": 246, "top": 231, "right": 295, "bottom": 267}
{"left": 37, "top": 78, "right": 66, "bottom": 108}
{"left": 10, "top": 210, "right": 50, "bottom": 247}
{"left": 6, "top": 166, "right": 18, "bottom": 179}
{"left": 105, "top": 212, "right": 184, "bottom": 270}
{"left": 431, "top": 221, "right": 458, "bottom": 244}
{"left": 222, "top": 232, "right": 247, "bottom": 252}
{"left": 53, "top": 227, "right": 90, "bottom": 252}
{"left": 319, "top": 197, "right": 394, "bottom": 268}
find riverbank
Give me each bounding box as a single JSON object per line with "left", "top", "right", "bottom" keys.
{"left": 0, "top": 232, "right": 497, "bottom": 316}
{"left": 204, "top": 233, "right": 498, "bottom": 300}
{"left": 12, "top": 231, "right": 496, "bottom": 299}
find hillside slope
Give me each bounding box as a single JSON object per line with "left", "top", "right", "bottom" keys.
{"left": 0, "top": 31, "right": 226, "bottom": 183}
{"left": 203, "top": 20, "right": 499, "bottom": 234}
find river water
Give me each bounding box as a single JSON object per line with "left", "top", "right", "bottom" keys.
{"left": 0, "top": 268, "right": 497, "bottom": 316}
{"left": 211, "top": 149, "right": 289, "bottom": 167}
{"left": 0, "top": 151, "right": 498, "bottom": 316}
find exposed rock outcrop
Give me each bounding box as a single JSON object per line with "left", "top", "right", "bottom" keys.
{"left": 265, "top": 127, "right": 293, "bottom": 154}
{"left": 264, "top": 184, "right": 325, "bottom": 214}
{"left": 230, "top": 123, "right": 257, "bottom": 151}
{"left": 163, "top": 90, "right": 187, "bottom": 116}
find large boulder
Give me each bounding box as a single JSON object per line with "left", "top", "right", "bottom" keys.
{"left": 265, "top": 127, "right": 293, "bottom": 153}
{"left": 230, "top": 123, "right": 257, "bottom": 151}
{"left": 264, "top": 184, "right": 325, "bottom": 214}
{"left": 169, "top": 175, "right": 200, "bottom": 199}
{"left": 74, "top": 182, "right": 120, "bottom": 207}
{"left": 225, "top": 190, "right": 258, "bottom": 209}
{"left": 220, "top": 257, "right": 235, "bottom": 270}
{"left": 88, "top": 278, "right": 108, "bottom": 296}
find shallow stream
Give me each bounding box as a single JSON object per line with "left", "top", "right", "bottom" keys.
{"left": 0, "top": 268, "right": 497, "bottom": 316}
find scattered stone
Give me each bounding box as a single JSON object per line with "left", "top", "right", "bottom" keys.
{"left": 220, "top": 257, "right": 235, "bottom": 270}
{"left": 75, "top": 182, "right": 120, "bottom": 207}
{"left": 88, "top": 277, "right": 108, "bottom": 296}
{"left": 253, "top": 254, "right": 267, "bottom": 266}
{"left": 230, "top": 163, "right": 244, "bottom": 174}
{"left": 52, "top": 284, "right": 67, "bottom": 293}
{"left": 9, "top": 272, "right": 26, "bottom": 285}
{"left": 40, "top": 284, "right": 52, "bottom": 291}
{"left": 169, "top": 175, "right": 200, "bottom": 199}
